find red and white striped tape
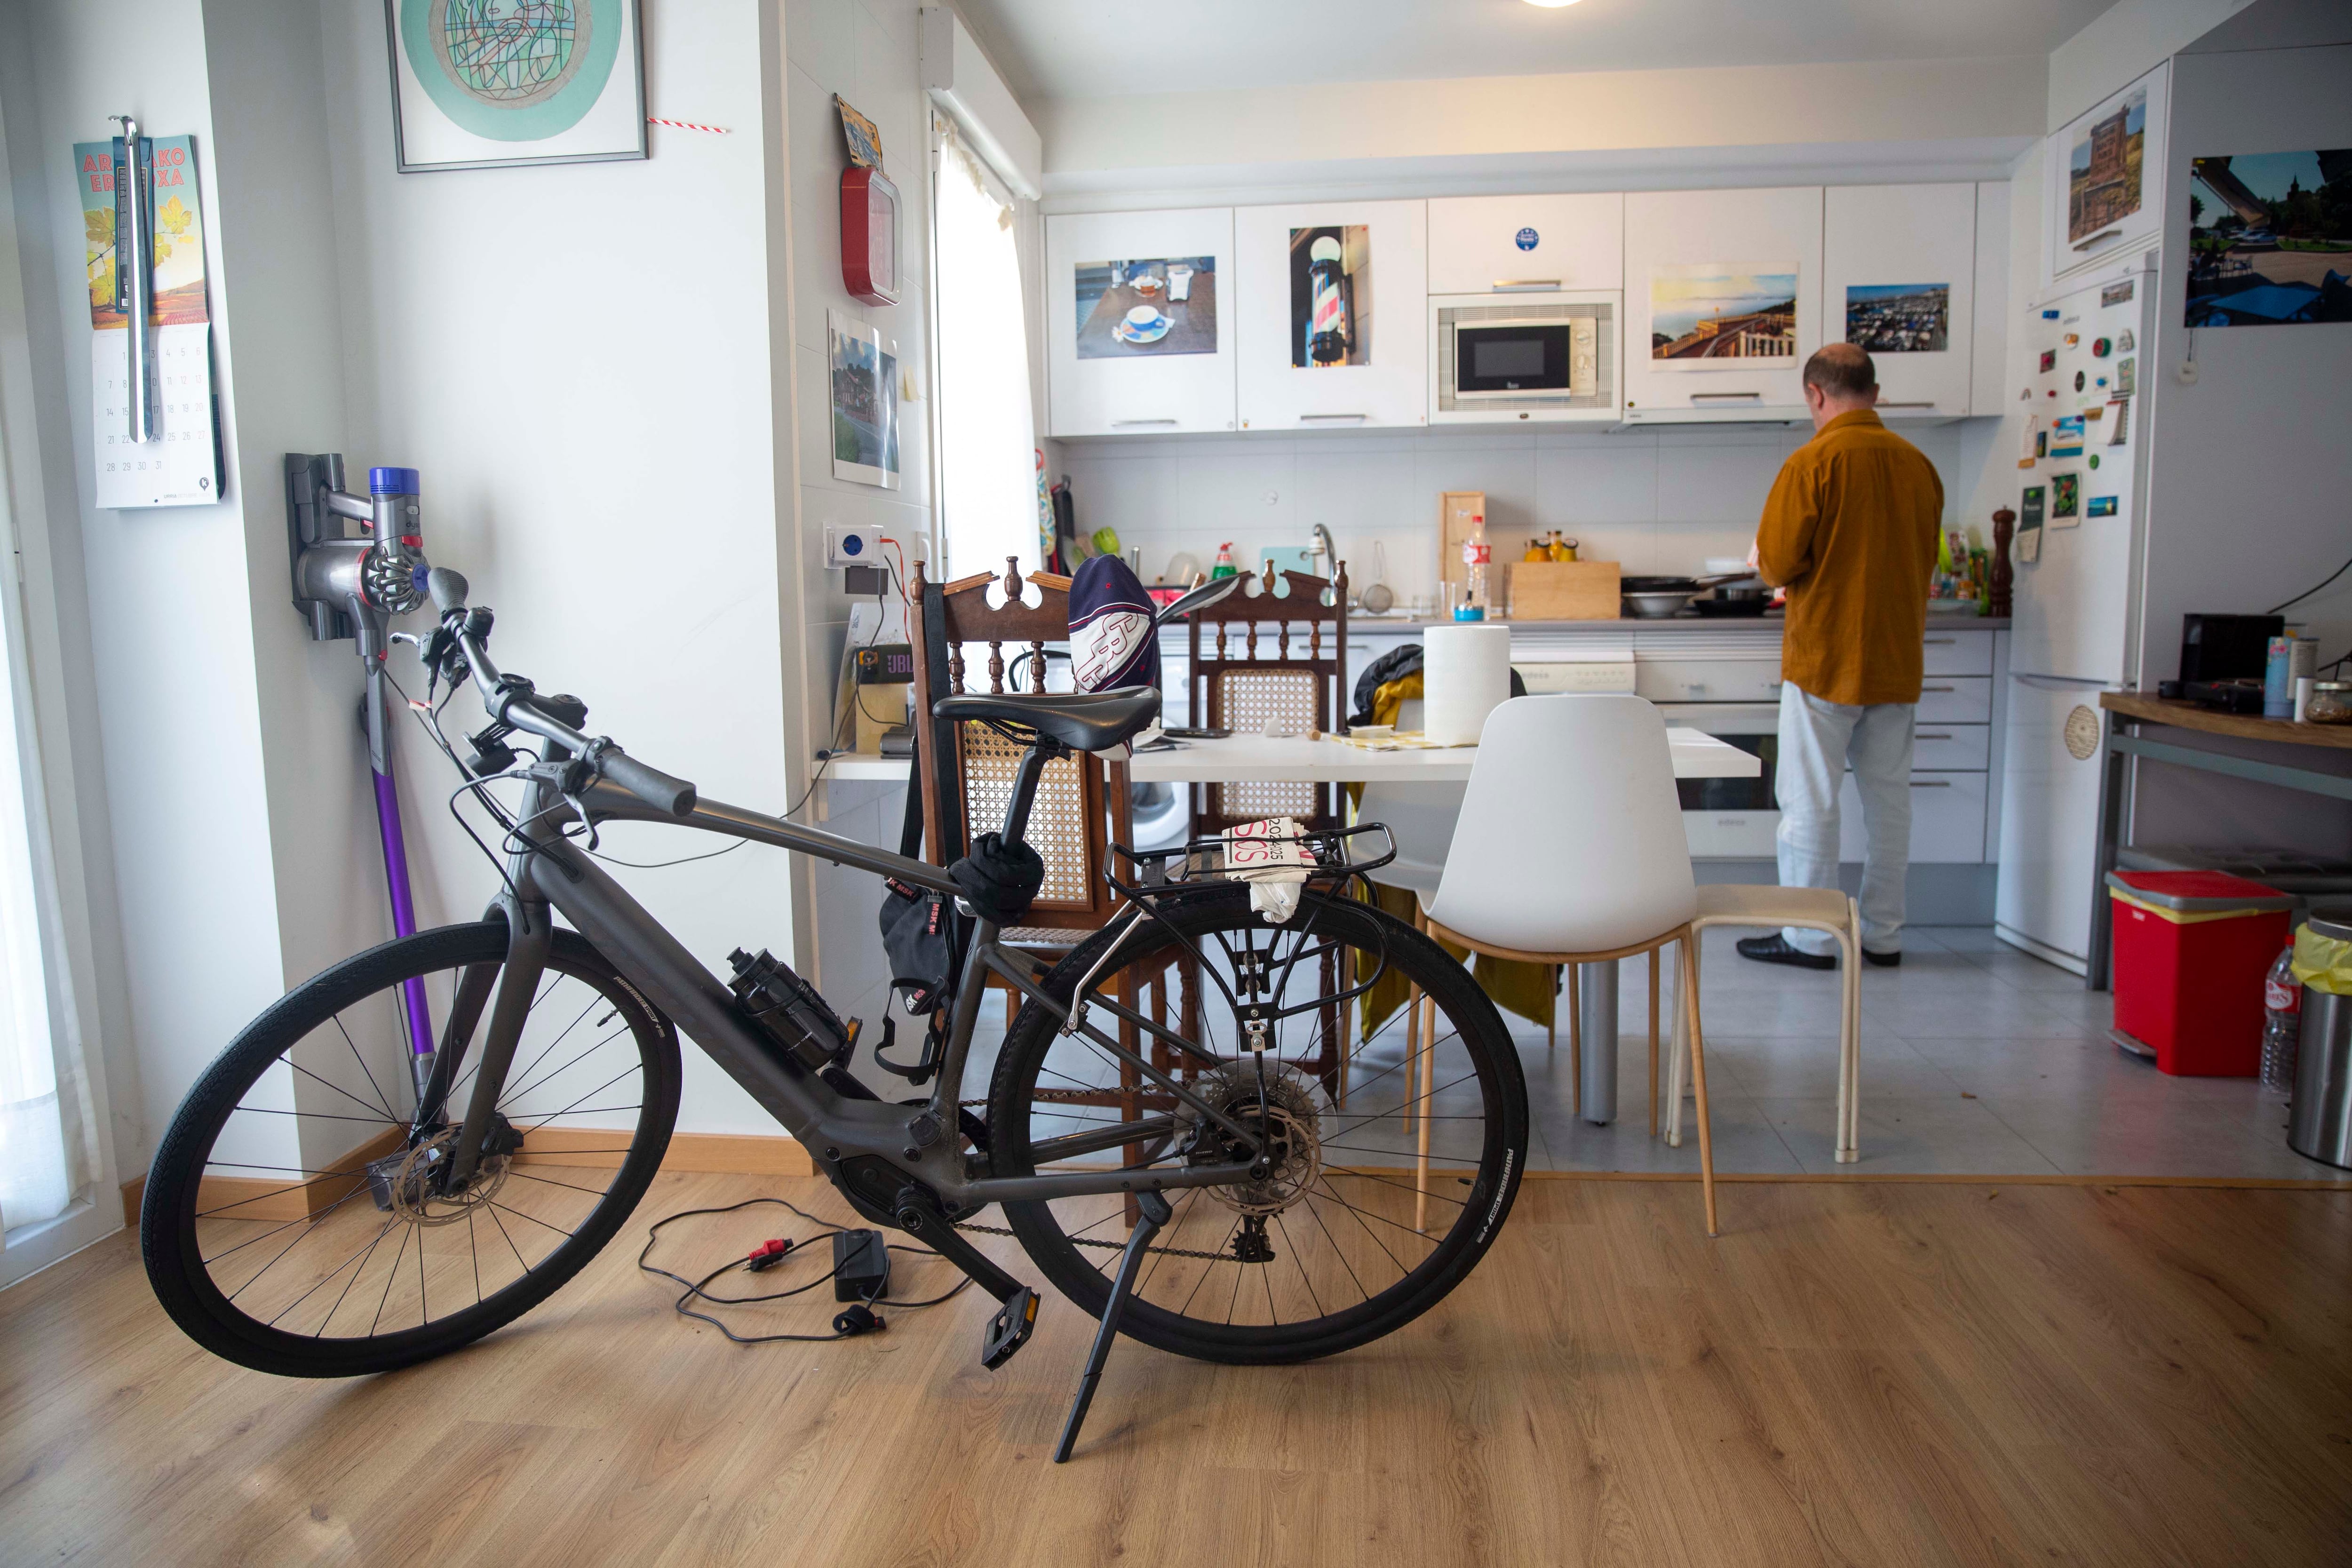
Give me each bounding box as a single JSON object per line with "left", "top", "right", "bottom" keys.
{"left": 646, "top": 116, "right": 731, "bottom": 135}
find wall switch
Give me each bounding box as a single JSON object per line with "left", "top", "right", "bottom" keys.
{"left": 826, "top": 525, "right": 882, "bottom": 569}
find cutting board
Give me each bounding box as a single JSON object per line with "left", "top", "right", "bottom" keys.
{"left": 1438, "top": 491, "right": 1484, "bottom": 589}
{"left": 1508, "top": 560, "right": 1621, "bottom": 621}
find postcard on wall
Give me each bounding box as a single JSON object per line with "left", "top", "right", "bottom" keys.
{"left": 2067, "top": 83, "right": 2147, "bottom": 248}
{"left": 1289, "top": 226, "right": 1369, "bottom": 368}
{"left": 1650, "top": 264, "right": 1798, "bottom": 365}
{"left": 1844, "top": 284, "right": 1949, "bottom": 352}
{"left": 385, "top": 0, "right": 646, "bottom": 173}
{"left": 2051, "top": 473, "right": 2081, "bottom": 526}
{"left": 2185, "top": 150, "right": 2352, "bottom": 326}
{"left": 829, "top": 310, "right": 899, "bottom": 490}
{"left": 835, "top": 96, "right": 883, "bottom": 168}
{"left": 74, "top": 135, "right": 218, "bottom": 509}
{"left": 1074, "top": 256, "right": 1216, "bottom": 359}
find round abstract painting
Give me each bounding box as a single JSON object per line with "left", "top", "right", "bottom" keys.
{"left": 402, "top": 0, "right": 623, "bottom": 141}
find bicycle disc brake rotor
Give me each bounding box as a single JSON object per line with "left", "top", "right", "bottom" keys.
{"left": 378, "top": 1122, "right": 517, "bottom": 1227}
{"left": 1182, "top": 1062, "right": 1325, "bottom": 1217}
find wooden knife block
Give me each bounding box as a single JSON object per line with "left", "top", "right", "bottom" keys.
{"left": 1507, "top": 560, "right": 1621, "bottom": 621}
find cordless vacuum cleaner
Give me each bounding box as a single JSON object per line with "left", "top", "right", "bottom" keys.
{"left": 286, "top": 454, "right": 436, "bottom": 1101}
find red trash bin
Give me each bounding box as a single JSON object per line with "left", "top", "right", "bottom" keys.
{"left": 2105, "top": 870, "right": 2294, "bottom": 1075}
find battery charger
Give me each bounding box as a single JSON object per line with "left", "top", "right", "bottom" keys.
{"left": 832, "top": 1228, "right": 890, "bottom": 1302}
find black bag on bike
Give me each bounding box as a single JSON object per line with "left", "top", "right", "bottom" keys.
{"left": 878, "top": 737, "right": 969, "bottom": 1016}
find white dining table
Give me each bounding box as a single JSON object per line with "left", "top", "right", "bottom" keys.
{"left": 1129, "top": 728, "right": 1760, "bottom": 1127}
{"left": 823, "top": 728, "right": 1759, "bottom": 1127}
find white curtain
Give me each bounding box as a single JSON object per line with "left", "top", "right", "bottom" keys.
{"left": 933, "top": 119, "right": 1041, "bottom": 581}
{"left": 0, "top": 409, "right": 96, "bottom": 1245}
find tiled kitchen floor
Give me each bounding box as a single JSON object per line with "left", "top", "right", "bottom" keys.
{"left": 1515, "top": 925, "right": 2348, "bottom": 1182}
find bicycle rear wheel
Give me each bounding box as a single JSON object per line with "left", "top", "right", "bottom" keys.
{"left": 986, "top": 885, "right": 1526, "bottom": 1364}
{"left": 141, "top": 921, "right": 679, "bottom": 1377}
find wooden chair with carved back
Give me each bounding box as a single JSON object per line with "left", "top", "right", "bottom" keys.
{"left": 907, "top": 558, "right": 1194, "bottom": 1194}
{"left": 1182, "top": 558, "right": 1351, "bottom": 1098}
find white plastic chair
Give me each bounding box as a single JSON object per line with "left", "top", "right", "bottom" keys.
{"left": 1665, "top": 885, "right": 1864, "bottom": 1163}
{"left": 1421, "top": 695, "right": 1725, "bottom": 1235}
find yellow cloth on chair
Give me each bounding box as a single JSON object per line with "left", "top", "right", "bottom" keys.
{"left": 1349, "top": 873, "right": 1558, "bottom": 1039}
{"left": 1368, "top": 671, "right": 1420, "bottom": 727}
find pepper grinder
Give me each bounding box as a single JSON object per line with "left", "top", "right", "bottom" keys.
{"left": 1988, "top": 506, "right": 2015, "bottom": 618}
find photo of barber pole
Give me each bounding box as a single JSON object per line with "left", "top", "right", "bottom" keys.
{"left": 1288, "top": 224, "right": 1371, "bottom": 367}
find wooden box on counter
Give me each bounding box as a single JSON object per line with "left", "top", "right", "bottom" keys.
{"left": 1507, "top": 560, "right": 1621, "bottom": 621}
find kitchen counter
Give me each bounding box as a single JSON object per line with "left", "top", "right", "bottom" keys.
{"left": 1346, "top": 614, "right": 2011, "bottom": 632}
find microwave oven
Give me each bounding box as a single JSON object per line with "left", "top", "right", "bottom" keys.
{"left": 1431, "top": 292, "right": 1620, "bottom": 424}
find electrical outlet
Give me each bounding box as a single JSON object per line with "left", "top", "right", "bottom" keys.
{"left": 826, "top": 525, "right": 881, "bottom": 569}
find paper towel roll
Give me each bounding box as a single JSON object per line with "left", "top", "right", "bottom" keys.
{"left": 1422, "top": 624, "right": 1513, "bottom": 745}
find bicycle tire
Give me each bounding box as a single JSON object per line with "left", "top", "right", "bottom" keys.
{"left": 987, "top": 885, "right": 1527, "bottom": 1365}
{"left": 142, "top": 921, "right": 679, "bottom": 1378}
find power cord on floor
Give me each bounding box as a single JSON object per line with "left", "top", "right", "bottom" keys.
{"left": 636, "top": 1195, "right": 972, "bottom": 1345}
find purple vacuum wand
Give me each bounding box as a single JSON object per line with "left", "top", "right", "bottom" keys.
{"left": 287, "top": 457, "right": 436, "bottom": 1103}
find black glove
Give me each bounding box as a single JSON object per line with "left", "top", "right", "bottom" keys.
{"left": 948, "top": 833, "right": 1046, "bottom": 923}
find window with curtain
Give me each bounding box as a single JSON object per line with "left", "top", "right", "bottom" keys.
{"left": 933, "top": 118, "right": 1042, "bottom": 582}
{"left": 0, "top": 430, "right": 99, "bottom": 1269}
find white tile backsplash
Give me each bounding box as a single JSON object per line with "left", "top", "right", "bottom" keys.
{"left": 1053, "top": 423, "right": 1966, "bottom": 597}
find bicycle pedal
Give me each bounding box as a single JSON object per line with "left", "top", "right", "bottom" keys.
{"left": 981, "top": 1287, "right": 1040, "bottom": 1370}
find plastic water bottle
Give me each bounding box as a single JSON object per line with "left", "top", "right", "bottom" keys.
{"left": 2261, "top": 942, "right": 2302, "bottom": 1095}
{"left": 1457, "top": 513, "right": 1489, "bottom": 621}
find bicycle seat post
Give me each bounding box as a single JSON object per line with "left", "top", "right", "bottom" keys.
{"left": 998, "top": 736, "right": 1060, "bottom": 848}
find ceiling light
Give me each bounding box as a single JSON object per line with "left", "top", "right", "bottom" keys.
{"left": 1523, "top": 0, "right": 1585, "bottom": 8}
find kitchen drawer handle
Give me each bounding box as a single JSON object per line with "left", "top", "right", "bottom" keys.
{"left": 1110, "top": 418, "right": 1178, "bottom": 427}
{"left": 1493, "top": 279, "right": 1562, "bottom": 291}
{"left": 1924, "top": 637, "right": 1956, "bottom": 645}
{"left": 1910, "top": 779, "right": 1954, "bottom": 788}
{"left": 1690, "top": 391, "right": 1763, "bottom": 402}
{"left": 1878, "top": 401, "right": 1937, "bottom": 409}
{"left": 1299, "top": 413, "right": 1369, "bottom": 422}
{"left": 1921, "top": 684, "right": 1958, "bottom": 692}
{"left": 1915, "top": 732, "right": 1954, "bottom": 740}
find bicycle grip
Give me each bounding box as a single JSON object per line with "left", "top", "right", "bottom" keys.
{"left": 427, "top": 567, "right": 470, "bottom": 617}
{"left": 600, "top": 748, "right": 697, "bottom": 817}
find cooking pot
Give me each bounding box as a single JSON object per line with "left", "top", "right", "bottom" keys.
{"left": 1619, "top": 572, "right": 1750, "bottom": 619}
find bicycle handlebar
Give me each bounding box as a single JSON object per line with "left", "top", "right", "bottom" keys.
{"left": 428, "top": 567, "right": 699, "bottom": 818}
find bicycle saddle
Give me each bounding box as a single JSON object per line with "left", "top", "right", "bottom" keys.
{"left": 931, "top": 688, "right": 1161, "bottom": 753}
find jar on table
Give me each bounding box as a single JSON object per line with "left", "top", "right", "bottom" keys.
{"left": 2307, "top": 681, "right": 2352, "bottom": 724}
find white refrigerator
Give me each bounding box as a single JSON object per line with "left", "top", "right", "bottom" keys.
{"left": 1994, "top": 257, "right": 2155, "bottom": 971}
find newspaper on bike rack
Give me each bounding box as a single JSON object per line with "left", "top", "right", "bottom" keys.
{"left": 1220, "top": 817, "right": 1316, "bottom": 923}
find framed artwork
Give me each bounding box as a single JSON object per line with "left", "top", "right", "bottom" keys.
{"left": 1073, "top": 257, "right": 1217, "bottom": 360}
{"left": 1844, "top": 284, "right": 1949, "bottom": 352}
{"left": 2186, "top": 150, "right": 2352, "bottom": 326}
{"left": 1289, "top": 226, "right": 1370, "bottom": 367}
{"left": 829, "top": 311, "right": 900, "bottom": 490}
{"left": 386, "top": 0, "right": 646, "bottom": 174}
{"left": 1649, "top": 263, "right": 1799, "bottom": 365}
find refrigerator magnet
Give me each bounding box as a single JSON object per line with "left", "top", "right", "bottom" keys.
{"left": 2088, "top": 495, "right": 2118, "bottom": 518}
{"left": 2052, "top": 473, "right": 2080, "bottom": 522}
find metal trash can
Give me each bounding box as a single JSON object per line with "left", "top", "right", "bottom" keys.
{"left": 2288, "top": 907, "right": 2352, "bottom": 1170}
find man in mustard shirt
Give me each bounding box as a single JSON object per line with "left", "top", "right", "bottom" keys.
{"left": 1740, "top": 343, "right": 1943, "bottom": 971}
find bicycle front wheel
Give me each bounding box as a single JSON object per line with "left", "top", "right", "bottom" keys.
{"left": 141, "top": 922, "right": 680, "bottom": 1377}
{"left": 987, "top": 885, "right": 1527, "bottom": 1364}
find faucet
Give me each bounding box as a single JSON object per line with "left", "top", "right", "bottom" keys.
{"left": 1311, "top": 523, "right": 1337, "bottom": 580}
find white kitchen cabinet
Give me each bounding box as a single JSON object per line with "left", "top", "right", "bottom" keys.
{"left": 2044, "top": 62, "right": 2168, "bottom": 287}
{"left": 1427, "top": 193, "right": 1622, "bottom": 294}
{"left": 1970, "top": 182, "right": 2011, "bottom": 415}
{"left": 1822, "top": 184, "right": 1977, "bottom": 419}
{"left": 1622, "top": 187, "right": 1823, "bottom": 422}
{"left": 1921, "top": 629, "right": 1995, "bottom": 676}
{"left": 1046, "top": 208, "right": 1237, "bottom": 438}
{"left": 1916, "top": 677, "right": 1994, "bottom": 724}
{"left": 1839, "top": 771, "right": 1989, "bottom": 864}
{"left": 1235, "top": 200, "right": 1429, "bottom": 430}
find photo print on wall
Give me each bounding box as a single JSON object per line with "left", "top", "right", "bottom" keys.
{"left": 1074, "top": 256, "right": 1217, "bottom": 359}
{"left": 829, "top": 311, "right": 899, "bottom": 490}
{"left": 2068, "top": 83, "right": 2146, "bottom": 247}
{"left": 1650, "top": 264, "right": 1798, "bottom": 363}
{"left": 2186, "top": 150, "right": 2352, "bottom": 326}
{"left": 385, "top": 0, "right": 646, "bottom": 173}
{"left": 2051, "top": 472, "right": 2080, "bottom": 525}
{"left": 1845, "top": 284, "right": 1950, "bottom": 352}
{"left": 1289, "top": 226, "right": 1370, "bottom": 367}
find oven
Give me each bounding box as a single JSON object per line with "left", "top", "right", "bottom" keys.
{"left": 1659, "top": 701, "right": 1781, "bottom": 858}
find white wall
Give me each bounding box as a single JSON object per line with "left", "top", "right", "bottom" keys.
{"left": 2048, "top": 0, "right": 2255, "bottom": 128}
{"left": 2126, "top": 39, "right": 2352, "bottom": 852}
{"left": 315, "top": 0, "right": 803, "bottom": 1136}
{"left": 13, "top": 0, "right": 294, "bottom": 1175}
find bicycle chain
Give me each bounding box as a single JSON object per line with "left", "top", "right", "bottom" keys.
{"left": 951, "top": 1218, "right": 1239, "bottom": 1262}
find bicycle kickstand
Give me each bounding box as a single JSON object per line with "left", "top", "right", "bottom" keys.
{"left": 1052, "top": 1189, "right": 1172, "bottom": 1464}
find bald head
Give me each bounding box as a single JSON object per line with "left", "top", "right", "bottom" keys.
{"left": 1800, "top": 343, "right": 1878, "bottom": 430}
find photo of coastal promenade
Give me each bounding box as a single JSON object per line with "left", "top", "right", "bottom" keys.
{"left": 1649, "top": 263, "right": 1798, "bottom": 361}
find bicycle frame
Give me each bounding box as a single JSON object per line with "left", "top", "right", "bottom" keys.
{"left": 428, "top": 767, "right": 1266, "bottom": 1226}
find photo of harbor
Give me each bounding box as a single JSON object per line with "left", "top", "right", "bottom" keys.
{"left": 1845, "top": 282, "right": 1950, "bottom": 351}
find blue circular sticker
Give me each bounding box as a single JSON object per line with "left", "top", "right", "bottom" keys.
{"left": 1514, "top": 227, "right": 1540, "bottom": 252}
{"left": 402, "top": 0, "right": 622, "bottom": 142}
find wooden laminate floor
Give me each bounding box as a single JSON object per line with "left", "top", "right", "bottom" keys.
{"left": 5, "top": 1173, "right": 2349, "bottom": 1567}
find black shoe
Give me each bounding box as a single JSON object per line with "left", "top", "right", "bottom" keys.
{"left": 1862, "top": 948, "right": 1902, "bottom": 968}
{"left": 1736, "top": 934, "right": 1836, "bottom": 971}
